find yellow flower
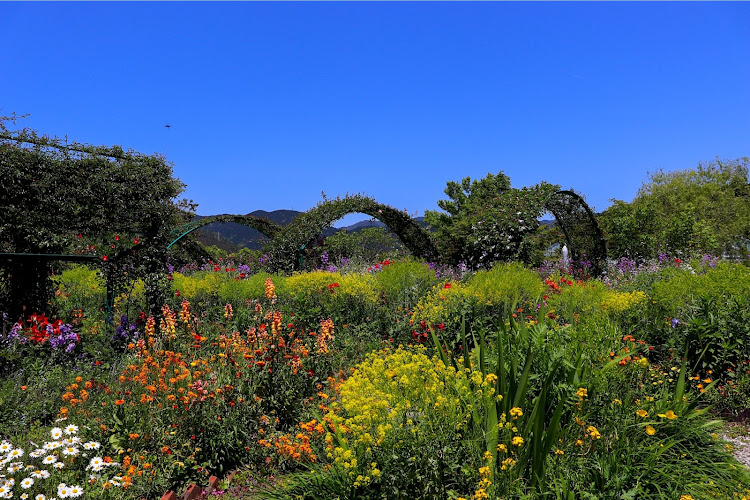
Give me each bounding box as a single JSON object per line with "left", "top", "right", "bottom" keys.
{"left": 587, "top": 425, "right": 601, "bottom": 439}
{"left": 483, "top": 451, "right": 493, "bottom": 461}
{"left": 679, "top": 495, "right": 694, "bottom": 500}
{"left": 509, "top": 407, "right": 523, "bottom": 419}
{"left": 512, "top": 436, "right": 524, "bottom": 447}
{"left": 645, "top": 425, "right": 656, "bottom": 436}
{"left": 613, "top": 399, "right": 622, "bottom": 405}
{"left": 576, "top": 387, "right": 588, "bottom": 399}
{"left": 657, "top": 410, "right": 678, "bottom": 420}
{"left": 555, "top": 449, "right": 565, "bottom": 455}
{"left": 636, "top": 409, "right": 648, "bottom": 418}
{"left": 497, "top": 443, "right": 507, "bottom": 453}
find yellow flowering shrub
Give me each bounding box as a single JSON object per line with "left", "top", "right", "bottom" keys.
{"left": 172, "top": 271, "right": 226, "bottom": 302}
{"left": 466, "top": 262, "right": 544, "bottom": 307}
{"left": 412, "top": 281, "right": 473, "bottom": 329}
{"left": 600, "top": 290, "right": 647, "bottom": 315}
{"left": 323, "top": 346, "right": 486, "bottom": 496}
{"left": 218, "top": 272, "right": 275, "bottom": 303}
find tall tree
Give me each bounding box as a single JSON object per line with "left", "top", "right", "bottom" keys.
{"left": 601, "top": 157, "right": 750, "bottom": 259}
{"left": 425, "top": 171, "right": 559, "bottom": 268}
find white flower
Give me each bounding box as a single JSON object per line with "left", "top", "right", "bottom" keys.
{"left": 63, "top": 425, "right": 78, "bottom": 436}
{"left": 25, "top": 464, "right": 35, "bottom": 470}
{"left": 30, "top": 470, "right": 45, "bottom": 479}
{"left": 39, "top": 470, "right": 50, "bottom": 479}
{"left": 43, "top": 442, "right": 60, "bottom": 451}
{"left": 21, "top": 493, "right": 29, "bottom": 499}
{"left": 87, "top": 457, "right": 103, "bottom": 469}
{"left": 35, "top": 495, "right": 47, "bottom": 500}
{"left": 8, "top": 449, "right": 23, "bottom": 459}
{"left": 57, "top": 483, "right": 69, "bottom": 497}
{"left": 62, "top": 437, "right": 80, "bottom": 446}
{"left": 53, "top": 462, "right": 64, "bottom": 469}
{"left": 67, "top": 485, "right": 83, "bottom": 497}
{"left": 61, "top": 447, "right": 78, "bottom": 457}
{"left": 0, "top": 487, "right": 7, "bottom": 497}
{"left": 0, "top": 443, "right": 12, "bottom": 453}
{"left": 21, "top": 477, "right": 34, "bottom": 488}
{"left": 82, "top": 442, "right": 99, "bottom": 450}
{"left": 50, "top": 428, "right": 63, "bottom": 440}
{"left": 42, "top": 456, "right": 57, "bottom": 465}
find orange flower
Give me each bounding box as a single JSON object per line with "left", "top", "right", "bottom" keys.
{"left": 115, "top": 399, "right": 125, "bottom": 405}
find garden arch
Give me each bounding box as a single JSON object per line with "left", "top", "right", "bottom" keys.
{"left": 544, "top": 190, "right": 607, "bottom": 275}
{"left": 166, "top": 214, "right": 282, "bottom": 249}
{"left": 267, "top": 195, "right": 439, "bottom": 272}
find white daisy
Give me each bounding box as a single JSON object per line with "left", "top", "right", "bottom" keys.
{"left": 29, "top": 449, "right": 46, "bottom": 458}
{"left": 8, "top": 449, "right": 23, "bottom": 459}
{"left": 21, "top": 493, "right": 29, "bottom": 499}
{"left": 49, "top": 428, "right": 63, "bottom": 440}
{"left": 0, "top": 487, "right": 7, "bottom": 497}
{"left": 87, "top": 457, "right": 103, "bottom": 469}
{"left": 25, "top": 464, "right": 35, "bottom": 470}
{"left": 42, "top": 456, "right": 57, "bottom": 465}
{"left": 39, "top": 470, "right": 50, "bottom": 479}
{"left": 43, "top": 442, "right": 60, "bottom": 451}
{"left": 63, "top": 425, "right": 78, "bottom": 436}
{"left": 21, "top": 477, "right": 34, "bottom": 489}
{"left": 7, "top": 465, "right": 20, "bottom": 473}
{"left": 0, "top": 443, "right": 12, "bottom": 453}
{"left": 67, "top": 485, "right": 83, "bottom": 497}
{"left": 53, "top": 462, "right": 64, "bottom": 469}
{"left": 82, "top": 442, "right": 99, "bottom": 450}
{"left": 57, "top": 483, "right": 69, "bottom": 497}
{"left": 35, "top": 495, "right": 47, "bottom": 500}
{"left": 61, "top": 447, "right": 78, "bottom": 457}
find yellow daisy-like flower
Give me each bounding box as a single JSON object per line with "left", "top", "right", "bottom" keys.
{"left": 645, "top": 425, "right": 656, "bottom": 436}
{"left": 576, "top": 387, "right": 588, "bottom": 399}
{"left": 497, "top": 443, "right": 507, "bottom": 453}
{"left": 509, "top": 407, "right": 523, "bottom": 419}
{"left": 657, "top": 410, "right": 678, "bottom": 420}
{"left": 636, "top": 409, "right": 648, "bottom": 418}
{"left": 679, "top": 495, "right": 694, "bottom": 500}
{"left": 512, "top": 436, "right": 524, "bottom": 447}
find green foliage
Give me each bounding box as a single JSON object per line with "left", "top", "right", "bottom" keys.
{"left": 0, "top": 125, "right": 194, "bottom": 316}
{"left": 322, "top": 226, "right": 402, "bottom": 265}
{"left": 601, "top": 157, "right": 750, "bottom": 259}
{"left": 425, "top": 171, "right": 560, "bottom": 268}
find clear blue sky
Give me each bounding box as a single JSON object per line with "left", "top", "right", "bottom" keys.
{"left": 2, "top": 2, "right": 748, "bottom": 226}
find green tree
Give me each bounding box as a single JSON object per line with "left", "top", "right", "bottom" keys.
{"left": 425, "top": 172, "right": 559, "bottom": 268}
{"left": 601, "top": 157, "right": 750, "bottom": 259}
{"left": 322, "top": 226, "right": 402, "bottom": 265}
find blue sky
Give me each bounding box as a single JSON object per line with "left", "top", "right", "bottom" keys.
{"left": 2, "top": 2, "right": 748, "bottom": 226}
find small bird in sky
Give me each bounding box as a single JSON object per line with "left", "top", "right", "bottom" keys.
{"left": 165, "top": 123, "right": 171, "bottom": 129}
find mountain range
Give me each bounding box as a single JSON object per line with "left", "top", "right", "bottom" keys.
{"left": 192, "top": 210, "right": 424, "bottom": 252}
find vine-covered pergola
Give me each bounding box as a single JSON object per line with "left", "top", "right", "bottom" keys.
{"left": 265, "top": 195, "right": 439, "bottom": 272}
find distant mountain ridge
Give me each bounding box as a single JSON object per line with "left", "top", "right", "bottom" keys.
{"left": 192, "top": 209, "right": 552, "bottom": 252}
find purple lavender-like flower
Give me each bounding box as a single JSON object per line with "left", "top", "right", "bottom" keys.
{"left": 320, "top": 251, "right": 329, "bottom": 265}
{"left": 238, "top": 264, "right": 251, "bottom": 275}
{"left": 671, "top": 318, "right": 681, "bottom": 328}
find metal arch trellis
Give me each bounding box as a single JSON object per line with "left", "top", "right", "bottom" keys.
{"left": 544, "top": 190, "right": 607, "bottom": 276}
{"left": 166, "top": 215, "right": 282, "bottom": 250}
{"left": 267, "top": 195, "right": 439, "bottom": 272}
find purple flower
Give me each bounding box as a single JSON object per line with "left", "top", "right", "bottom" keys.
{"left": 671, "top": 318, "right": 681, "bottom": 328}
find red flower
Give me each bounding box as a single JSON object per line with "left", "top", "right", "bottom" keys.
{"left": 134, "top": 238, "right": 140, "bottom": 245}
{"left": 444, "top": 283, "right": 452, "bottom": 289}
{"left": 115, "top": 235, "right": 120, "bottom": 241}
{"left": 101, "top": 255, "right": 108, "bottom": 261}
